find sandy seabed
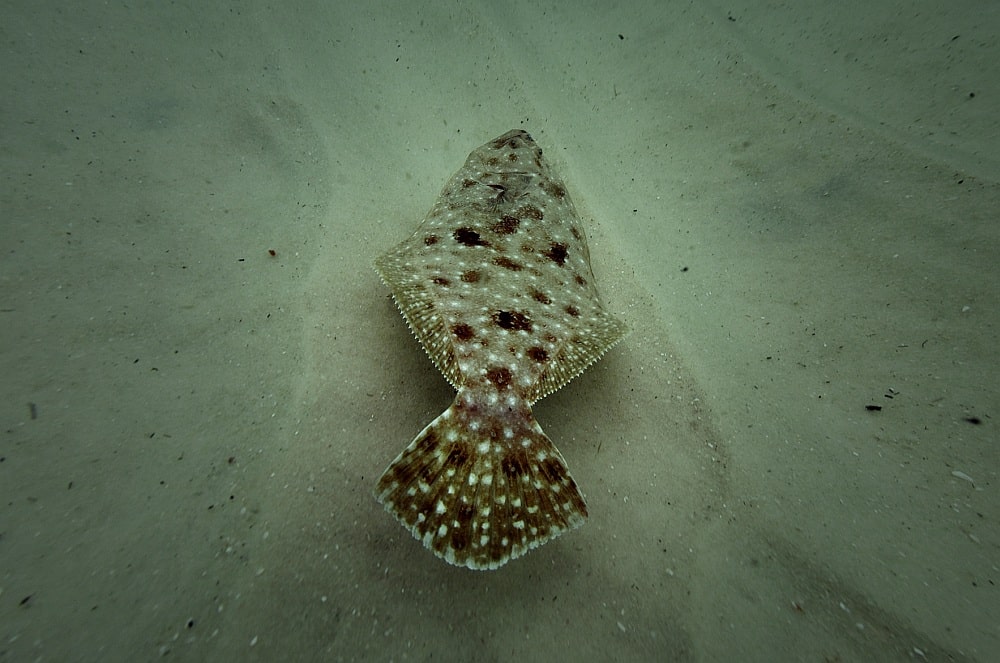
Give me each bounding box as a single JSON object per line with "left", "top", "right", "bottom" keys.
{"left": 2, "top": 1, "right": 997, "bottom": 660}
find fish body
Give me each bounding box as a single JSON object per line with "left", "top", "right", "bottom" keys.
{"left": 375, "top": 129, "right": 626, "bottom": 569}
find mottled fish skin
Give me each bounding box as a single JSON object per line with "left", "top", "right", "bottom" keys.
{"left": 374, "top": 129, "right": 626, "bottom": 570}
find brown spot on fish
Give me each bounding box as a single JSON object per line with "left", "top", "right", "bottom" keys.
{"left": 485, "top": 366, "right": 513, "bottom": 389}
{"left": 529, "top": 288, "right": 552, "bottom": 305}
{"left": 544, "top": 242, "right": 568, "bottom": 266}
{"left": 451, "top": 323, "right": 475, "bottom": 341}
{"left": 545, "top": 181, "right": 567, "bottom": 199}
{"left": 502, "top": 451, "right": 526, "bottom": 479}
{"left": 526, "top": 346, "right": 549, "bottom": 363}
{"left": 446, "top": 443, "right": 470, "bottom": 468}
{"left": 492, "top": 215, "right": 520, "bottom": 234}
{"left": 454, "top": 227, "right": 488, "bottom": 246}
{"left": 492, "top": 310, "right": 532, "bottom": 332}
{"left": 492, "top": 256, "right": 522, "bottom": 271}
{"left": 517, "top": 205, "right": 543, "bottom": 220}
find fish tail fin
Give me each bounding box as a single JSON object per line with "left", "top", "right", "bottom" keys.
{"left": 376, "top": 391, "right": 587, "bottom": 570}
